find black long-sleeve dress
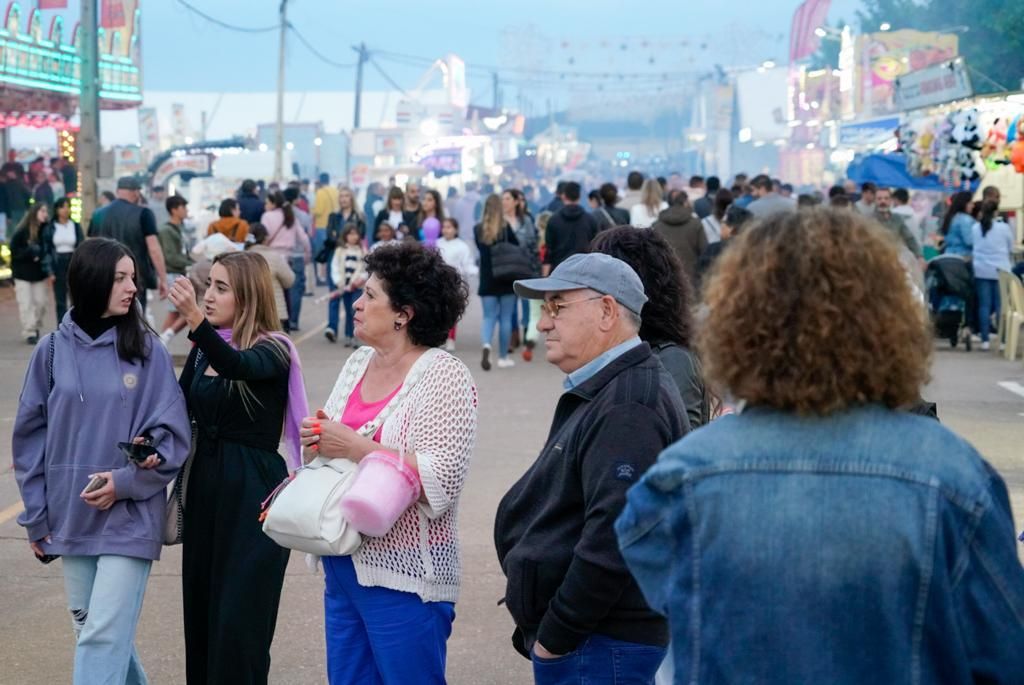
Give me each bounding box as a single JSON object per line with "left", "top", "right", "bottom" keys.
{"left": 179, "top": 320, "right": 291, "bottom": 685}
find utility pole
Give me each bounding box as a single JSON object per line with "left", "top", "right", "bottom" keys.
{"left": 79, "top": 0, "right": 100, "bottom": 229}
{"left": 352, "top": 43, "right": 368, "bottom": 129}
{"left": 492, "top": 71, "right": 500, "bottom": 109}
{"left": 273, "top": 0, "right": 288, "bottom": 182}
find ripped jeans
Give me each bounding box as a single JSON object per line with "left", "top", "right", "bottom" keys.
{"left": 62, "top": 555, "right": 152, "bottom": 685}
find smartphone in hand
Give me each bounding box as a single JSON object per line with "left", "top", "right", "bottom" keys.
{"left": 117, "top": 441, "right": 159, "bottom": 463}
{"left": 83, "top": 475, "right": 108, "bottom": 494}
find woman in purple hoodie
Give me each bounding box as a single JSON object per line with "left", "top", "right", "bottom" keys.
{"left": 13, "top": 237, "right": 192, "bottom": 684}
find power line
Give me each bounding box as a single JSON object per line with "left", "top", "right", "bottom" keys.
{"left": 287, "top": 23, "right": 356, "bottom": 69}
{"left": 174, "top": 0, "right": 278, "bottom": 33}
{"left": 369, "top": 58, "right": 409, "bottom": 95}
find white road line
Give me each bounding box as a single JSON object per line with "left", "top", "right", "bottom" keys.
{"left": 292, "top": 321, "right": 327, "bottom": 346}
{"left": 997, "top": 381, "right": 1024, "bottom": 400}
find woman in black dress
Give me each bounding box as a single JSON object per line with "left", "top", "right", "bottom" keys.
{"left": 168, "top": 251, "right": 309, "bottom": 684}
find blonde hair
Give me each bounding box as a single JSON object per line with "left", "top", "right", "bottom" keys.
{"left": 337, "top": 185, "right": 364, "bottom": 221}
{"left": 211, "top": 251, "right": 287, "bottom": 415}
{"left": 640, "top": 178, "right": 664, "bottom": 216}
{"left": 479, "top": 194, "right": 505, "bottom": 245}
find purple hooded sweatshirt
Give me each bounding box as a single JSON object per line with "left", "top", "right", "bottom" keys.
{"left": 13, "top": 313, "right": 191, "bottom": 561}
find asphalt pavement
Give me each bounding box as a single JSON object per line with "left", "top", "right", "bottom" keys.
{"left": 0, "top": 273, "right": 1022, "bottom": 684}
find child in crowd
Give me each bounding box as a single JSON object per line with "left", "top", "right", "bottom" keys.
{"left": 436, "top": 217, "right": 477, "bottom": 352}
{"left": 371, "top": 222, "right": 400, "bottom": 252}
{"left": 329, "top": 225, "right": 369, "bottom": 347}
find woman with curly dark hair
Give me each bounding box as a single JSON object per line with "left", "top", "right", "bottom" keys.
{"left": 299, "top": 242, "right": 478, "bottom": 684}
{"left": 617, "top": 208, "right": 1024, "bottom": 684}
{"left": 591, "top": 226, "right": 708, "bottom": 428}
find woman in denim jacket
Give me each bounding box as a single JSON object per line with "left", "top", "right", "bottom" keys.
{"left": 616, "top": 208, "right": 1024, "bottom": 684}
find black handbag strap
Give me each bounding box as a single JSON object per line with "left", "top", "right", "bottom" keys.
{"left": 47, "top": 333, "right": 54, "bottom": 393}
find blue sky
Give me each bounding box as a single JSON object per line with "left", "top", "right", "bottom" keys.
{"left": 144, "top": 0, "right": 864, "bottom": 99}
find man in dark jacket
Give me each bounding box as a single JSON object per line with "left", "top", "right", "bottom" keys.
{"left": 237, "top": 179, "right": 264, "bottom": 225}
{"left": 542, "top": 181, "right": 598, "bottom": 274}
{"left": 652, "top": 190, "right": 707, "bottom": 290}
{"left": 495, "top": 253, "right": 688, "bottom": 681}
{"left": 89, "top": 176, "right": 168, "bottom": 311}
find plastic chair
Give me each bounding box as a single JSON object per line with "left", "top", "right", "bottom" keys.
{"left": 1005, "top": 274, "right": 1024, "bottom": 362}
{"left": 996, "top": 270, "right": 1013, "bottom": 356}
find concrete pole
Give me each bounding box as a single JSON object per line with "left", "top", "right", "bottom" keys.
{"left": 79, "top": 0, "right": 100, "bottom": 230}
{"left": 274, "top": 0, "right": 288, "bottom": 182}
{"left": 353, "top": 42, "right": 367, "bottom": 129}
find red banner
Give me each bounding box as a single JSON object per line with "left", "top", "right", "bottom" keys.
{"left": 38, "top": 0, "right": 68, "bottom": 8}
{"left": 101, "top": 0, "right": 127, "bottom": 29}
{"left": 789, "top": 0, "right": 832, "bottom": 63}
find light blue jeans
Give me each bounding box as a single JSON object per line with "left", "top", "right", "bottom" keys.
{"left": 63, "top": 555, "right": 152, "bottom": 685}
{"left": 481, "top": 294, "right": 517, "bottom": 359}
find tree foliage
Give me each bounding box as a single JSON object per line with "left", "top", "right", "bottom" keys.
{"left": 857, "top": 0, "right": 1024, "bottom": 94}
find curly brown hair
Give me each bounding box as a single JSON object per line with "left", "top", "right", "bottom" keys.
{"left": 698, "top": 208, "right": 931, "bottom": 415}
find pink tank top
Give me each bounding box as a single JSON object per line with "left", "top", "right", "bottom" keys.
{"left": 340, "top": 377, "right": 401, "bottom": 441}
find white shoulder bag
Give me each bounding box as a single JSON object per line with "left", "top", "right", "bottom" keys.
{"left": 261, "top": 348, "right": 436, "bottom": 556}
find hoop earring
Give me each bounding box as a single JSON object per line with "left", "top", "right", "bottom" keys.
{"left": 394, "top": 321, "right": 403, "bottom": 331}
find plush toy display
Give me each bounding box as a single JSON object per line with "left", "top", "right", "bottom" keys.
{"left": 1011, "top": 121, "right": 1024, "bottom": 174}
{"left": 980, "top": 117, "right": 1009, "bottom": 168}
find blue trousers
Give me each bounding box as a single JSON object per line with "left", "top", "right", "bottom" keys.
{"left": 63, "top": 555, "right": 152, "bottom": 685}
{"left": 481, "top": 293, "right": 516, "bottom": 359}
{"left": 313, "top": 228, "right": 328, "bottom": 284}
{"left": 326, "top": 266, "right": 340, "bottom": 335}
{"left": 975, "top": 277, "right": 1000, "bottom": 343}
{"left": 323, "top": 556, "right": 455, "bottom": 685}
{"left": 531, "top": 634, "right": 666, "bottom": 685}
{"left": 288, "top": 255, "right": 306, "bottom": 330}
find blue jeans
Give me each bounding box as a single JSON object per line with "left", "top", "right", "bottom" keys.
{"left": 313, "top": 228, "right": 328, "bottom": 283}
{"left": 327, "top": 266, "right": 340, "bottom": 334}
{"left": 531, "top": 634, "right": 666, "bottom": 685}
{"left": 342, "top": 289, "right": 361, "bottom": 338}
{"left": 63, "top": 555, "right": 153, "bottom": 685}
{"left": 323, "top": 556, "right": 455, "bottom": 685}
{"left": 975, "top": 277, "right": 999, "bottom": 343}
{"left": 288, "top": 255, "right": 306, "bottom": 330}
{"left": 481, "top": 294, "right": 516, "bottom": 358}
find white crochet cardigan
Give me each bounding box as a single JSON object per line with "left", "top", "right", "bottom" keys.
{"left": 322, "top": 346, "right": 478, "bottom": 602}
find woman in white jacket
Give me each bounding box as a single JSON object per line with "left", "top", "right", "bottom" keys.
{"left": 629, "top": 178, "right": 668, "bottom": 228}
{"left": 300, "top": 242, "right": 477, "bottom": 685}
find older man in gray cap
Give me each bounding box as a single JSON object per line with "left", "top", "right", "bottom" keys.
{"left": 494, "top": 252, "right": 688, "bottom": 684}
{"left": 90, "top": 176, "right": 168, "bottom": 310}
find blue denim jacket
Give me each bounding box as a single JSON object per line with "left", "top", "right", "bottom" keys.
{"left": 944, "top": 212, "right": 975, "bottom": 257}
{"left": 615, "top": 404, "right": 1024, "bottom": 684}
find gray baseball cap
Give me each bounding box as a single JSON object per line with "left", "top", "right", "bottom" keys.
{"left": 117, "top": 176, "right": 141, "bottom": 190}
{"left": 514, "top": 253, "right": 648, "bottom": 315}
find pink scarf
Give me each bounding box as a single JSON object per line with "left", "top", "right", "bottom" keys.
{"left": 216, "top": 328, "right": 308, "bottom": 472}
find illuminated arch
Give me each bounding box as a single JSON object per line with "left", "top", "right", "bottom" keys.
{"left": 28, "top": 7, "right": 41, "bottom": 40}
{"left": 5, "top": 2, "right": 21, "bottom": 34}
{"left": 49, "top": 15, "right": 64, "bottom": 45}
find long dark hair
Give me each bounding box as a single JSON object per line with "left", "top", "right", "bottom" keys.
{"left": 419, "top": 188, "right": 445, "bottom": 225}
{"left": 266, "top": 190, "right": 295, "bottom": 228}
{"left": 940, "top": 191, "right": 973, "bottom": 236}
{"left": 590, "top": 226, "right": 694, "bottom": 347}
{"left": 713, "top": 188, "right": 733, "bottom": 221}
{"left": 17, "top": 203, "right": 48, "bottom": 242}
{"left": 68, "top": 238, "right": 152, "bottom": 363}
{"left": 978, "top": 200, "right": 999, "bottom": 237}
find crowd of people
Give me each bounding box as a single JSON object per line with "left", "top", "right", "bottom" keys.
{"left": 10, "top": 161, "right": 1024, "bottom": 685}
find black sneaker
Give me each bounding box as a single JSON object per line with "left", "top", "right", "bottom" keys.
{"left": 324, "top": 329, "right": 337, "bottom": 343}
{"left": 26, "top": 334, "right": 38, "bottom": 345}
{"left": 481, "top": 346, "right": 492, "bottom": 371}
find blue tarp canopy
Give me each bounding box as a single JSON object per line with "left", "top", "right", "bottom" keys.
{"left": 846, "top": 152, "right": 975, "bottom": 192}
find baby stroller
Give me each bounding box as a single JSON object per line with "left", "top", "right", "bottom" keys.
{"left": 925, "top": 254, "right": 974, "bottom": 350}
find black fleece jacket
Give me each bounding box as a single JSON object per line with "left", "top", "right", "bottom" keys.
{"left": 494, "top": 343, "right": 688, "bottom": 658}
